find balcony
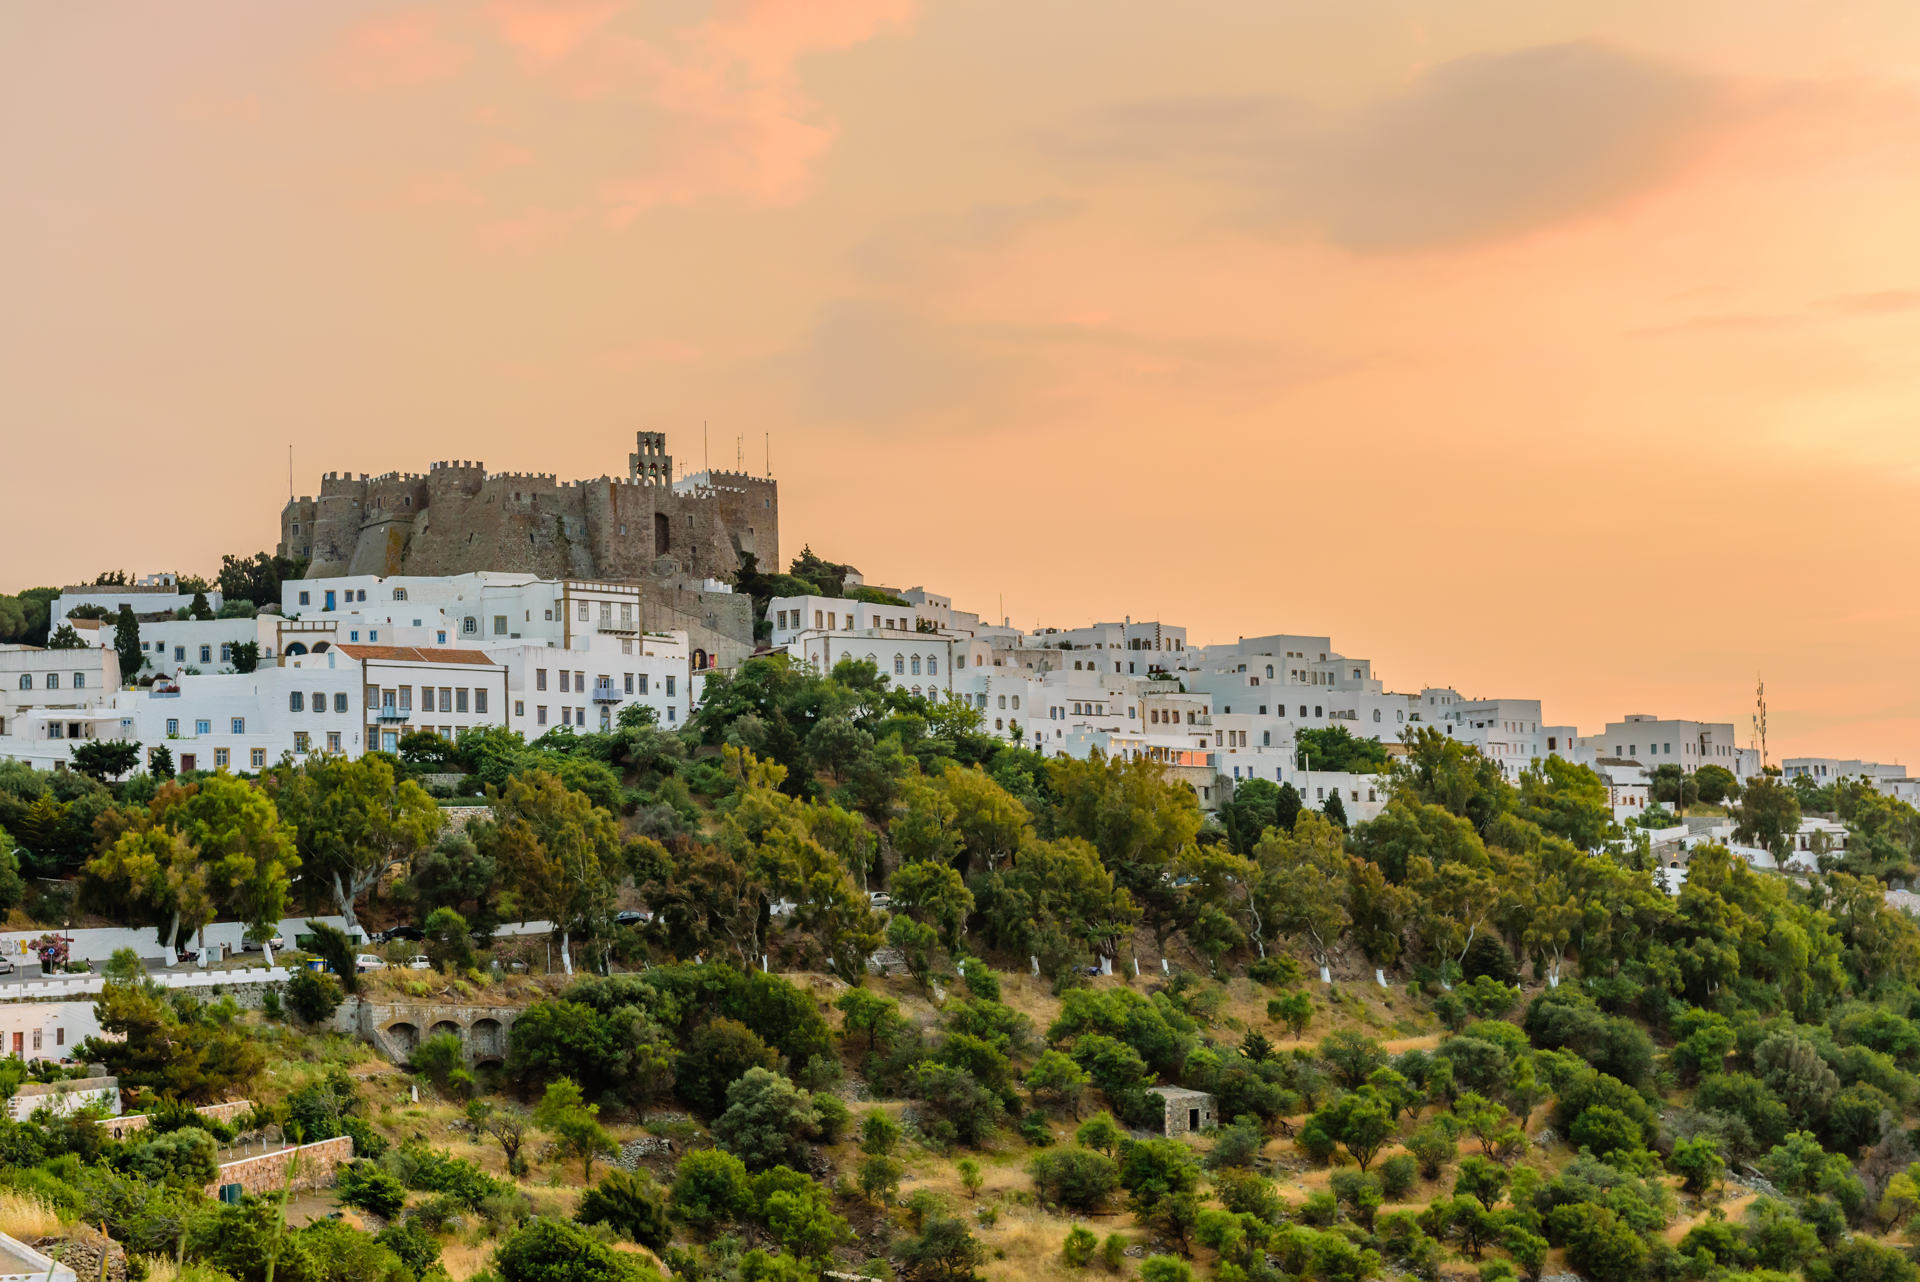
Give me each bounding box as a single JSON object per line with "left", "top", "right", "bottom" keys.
{"left": 376, "top": 706, "right": 411, "bottom": 722}
{"left": 591, "top": 685, "right": 624, "bottom": 703}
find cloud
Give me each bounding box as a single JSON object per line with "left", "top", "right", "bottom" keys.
{"left": 488, "top": 0, "right": 624, "bottom": 68}
{"left": 1817, "top": 290, "right": 1920, "bottom": 317}
{"left": 328, "top": 12, "right": 468, "bottom": 90}
{"left": 1084, "top": 42, "right": 1729, "bottom": 253}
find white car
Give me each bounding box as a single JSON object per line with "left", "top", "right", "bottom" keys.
{"left": 405, "top": 955, "right": 433, "bottom": 970}
{"left": 353, "top": 954, "right": 385, "bottom": 973}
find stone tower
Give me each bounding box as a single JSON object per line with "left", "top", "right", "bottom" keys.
{"left": 629, "top": 432, "right": 672, "bottom": 486}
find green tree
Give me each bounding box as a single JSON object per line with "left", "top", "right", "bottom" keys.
{"left": 493, "top": 1218, "right": 661, "bottom": 1282}
{"left": 112, "top": 604, "right": 140, "bottom": 686}
{"left": 1252, "top": 811, "right": 1350, "bottom": 978}
{"left": 44, "top": 623, "right": 87, "bottom": 650}
{"left": 676, "top": 1017, "right": 779, "bottom": 1116}
{"left": 70, "top": 739, "right": 141, "bottom": 782}
{"left": 1670, "top": 1136, "right": 1725, "bottom": 1195}
{"left": 1029, "top": 1147, "right": 1121, "bottom": 1212}
{"left": 895, "top": 1211, "right": 986, "bottom": 1282}
{"left": 714, "top": 1067, "right": 820, "bottom": 1170}
{"left": 670, "top": 1148, "right": 751, "bottom": 1230}
{"left": 536, "top": 1077, "right": 617, "bottom": 1182}
{"left": 577, "top": 1170, "right": 671, "bottom": 1249}
{"left": 1735, "top": 775, "right": 1803, "bottom": 860}
{"left": 1026, "top": 1049, "right": 1092, "bottom": 1117}
{"left": 229, "top": 640, "right": 260, "bottom": 674}
{"left": 268, "top": 753, "right": 439, "bottom": 939}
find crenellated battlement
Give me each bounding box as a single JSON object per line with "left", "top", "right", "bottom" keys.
{"left": 281, "top": 430, "right": 776, "bottom": 583}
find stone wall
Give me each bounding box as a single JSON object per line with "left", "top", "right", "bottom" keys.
{"left": 281, "top": 435, "right": 777, "bottom": 608}
{"left": 100, "top": 1099, "right": 251, "bottom": 1140}
{"left": 206, "top": 1136, "right": 353, "bottom": 1198}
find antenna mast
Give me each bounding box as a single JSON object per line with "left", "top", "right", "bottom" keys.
{"left": 1753, "top": 675, "right": 1769, "bottom": 771}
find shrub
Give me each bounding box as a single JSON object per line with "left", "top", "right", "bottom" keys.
{"left": 339, "top": 1160, "right": 408, "bottom": 1219}
{"left": 493, "top": 1218, "right": 657, "bottom": 1282}
{"left": 1029, "top": 1147, "right": 1121, "bottom": 1212}
{"left": 1380, "top": 1152, "right": 1419, "bottom": 1200}
{"left": 1064, "top": 1224, "right": 1099, "bottom": 1267}
{"left": 1102, "top": 1233, "right": 1128, "bottom": 1270}
{"left": 576, "top": 1170, "right": 671, "bottom": 1249}
{"left": 284, "top": 969, "right": 342, "bottom": 1024}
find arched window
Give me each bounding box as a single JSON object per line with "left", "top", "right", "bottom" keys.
{"left": 1011, "top": 696, "right": 1020, "bottom": 710}
{"left": 285, "top": 641, "right": 307, "bottom": 656}
{"left": 893, "top": 655, "right": 905, "bottom": 675}
{"left": 1372, "top": 709, "right": 1382, "bottom": 723}
{"left": 16, "top": 675, "right": 29, "bottom": 690}
{"left": 393, "top": 588, "right": 408, "bottom": 601}
{"left": 865, "top": 653, "right": 877, "bottom": 666}
{"left": 927, "top": 657, "right": 938, "bottom": 674}
{"left": 910, "top": 655, "right": 921, "bottom": 675}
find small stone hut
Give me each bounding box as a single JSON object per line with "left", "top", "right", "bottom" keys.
{"left": 1147, "top": 1085, "right": 1216, "bottom": 1137}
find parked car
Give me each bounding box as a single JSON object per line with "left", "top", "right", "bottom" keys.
{"left": 242, "top": 934, "right": 284, "bottom": 952}
{"left": 376, "top": 926, "right": 425, "bottom": 944}
{"left": 615, "top": 910, "right": 645, "bottom": 927}
{"left": 0, "top": 956, "right": 14, "bottom": 976}
{"left": 405, "top": 955, "right": 433, "bottom": 971}
{"left": 867, "top": 892, "right": 892, "bottom": 910}
{"left": 354, "top": 954, "right": 385, "bottom": 973}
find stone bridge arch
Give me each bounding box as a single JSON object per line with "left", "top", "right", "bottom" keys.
{"left": 343, "top": 1000, "right": 522, "bottom": 1066}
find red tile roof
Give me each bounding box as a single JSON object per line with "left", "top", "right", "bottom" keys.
{"left": 333, "top": 644, "right": 496, "bottom": 666}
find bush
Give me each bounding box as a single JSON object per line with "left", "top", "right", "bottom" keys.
{"left": 1409, "top": 1124, "right": 1458, "bottom": 1179}
{"left": 1064, "top": 1224, "right": 1099, "bottom": 1267}
{"left": 1380, "top": 1153, "right": 1419, "bottom": 1200}
{"left": 1029, "top": 1147, "right": 1121, "bottom": 1212}
{"left": 1141, "top": 1256, "right": 1194, "bottom": 1282}
{"left": 577, "top": 1170, "right": 671, "bottom": 1249}
{"left": 284, "top": 969, "right": 342, "bottom": 1024}
{"left": 339, "top": 1160, "right": 408, "bottom": 1219}
{"left": 671, "top": 1148, "right": 751, "bottom": 1229}
{"left": 494, "top": 1217, "right": 657, "bottom": 1282}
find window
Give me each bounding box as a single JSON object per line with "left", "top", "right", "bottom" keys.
{"left": 910, "top": 655, "right": 921, "bottom": 675}
{"left": 166, "top": 718, "right": 179, "bottom": 736}
{"left": 299, "top": 591, "right": 311, "bottom": 606}
{"left": 324, "top": 590, "right": 335, "bottom": 611}
{"left": 1373, "top": 709, "right": 1382, "bottom": 723}
{"left": 250, "top": 748, "right": 266, "bottom": 768}
{"left": 536, "top": 668, "right": 548, "bottom": 691}
{"left": 215, "top": 748, "right": 230, "bottom": 768}
{"left": 231, "top": 718, "right": 245, "bottom": 734}
{"left": 195, "top": 719, "right": 211, "bottom": 735}
{"left": 334, "top": 693, "right": 348, "bottom": 713}
{"left": 462, "top": 617, "right": 477, "bottom": 635}
{"left": 998, "top": 695, "right": 1007, "bottom": 709}
{"left": 219, "top": 643, "right": 231, "bottom": 663}
{"left": 894, "top": 655, "right": 905, "bottom": 675}
{"left": 536, "top": 706, "right": 548, "bottom": 725}
{"left": 439, "top": 688, "right": 452, "bottom": 712}
{"left": 494, "top": 616, "right": 507, "bottom": 636}
{"left": 327, "top": 731, "right": 341, "bottom": 752}
{"left": 290, "top": 692, "right": 305, "bottom": 712}
{"left": 928, "top": 657, "right": 938, "bottom": 674}
{"left": 638, "top": 674, "right": 649, "bottom": 695}
{"left": 456, "top": 689, "right": 469, "bottom": 713}
{"left": 294, "top": 731, "right": 310, "bottom": 753}
{"left": 73, "top": 672, "right": 85, "bottom": 688}
{"left": 559, "top": 670, "right": 570, "bottom": 692}
{"left": 578, "top": 601, "right": 589, "bottom": 621}
{"left": 624, "top": 674, "right": 633, "bottom": 694}
{"left": 561, "top": 706, "right": 572, "bottom": 726}
{"left": 393, "top": 587, "right": 407, "bottom": 600}
{"left": 14, "top": 675, "right": 26, "bottom": 690}
{"left": 665, "top": 675, "right": 675, "bottom": 697}
{"left": 1011, "top": 696, "right": 1020, "bottom": 709}
{"left": 46, "top": 673, "right": 58, "bottom": 690}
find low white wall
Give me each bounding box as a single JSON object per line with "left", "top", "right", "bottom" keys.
{"left": 0, "top": 916, "right": 358, "bottom": 965}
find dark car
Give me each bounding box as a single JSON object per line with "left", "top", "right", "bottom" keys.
{"left": 376, "top": 926, "right": 425, "bottom": 944}
{"left": 615, "top": 910, "right": 645, "bottom": 927}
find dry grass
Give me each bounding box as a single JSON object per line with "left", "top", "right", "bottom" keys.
{"left": 440, "top": 1237, "right": 496, "bottom": 1281}
{"left": 0, "top": 1190, "right": 64, "bottom": 1239}
{"left": 136, "top": 1259, "right": 235, "bottom": 1282}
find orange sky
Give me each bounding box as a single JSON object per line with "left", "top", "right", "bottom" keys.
{"left": 5, "top": 1, "right": 1920, "bottom": 763}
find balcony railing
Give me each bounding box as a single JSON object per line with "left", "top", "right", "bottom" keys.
{"left": 590, "top": 685, "right": 623, "bottom": 703}
{"left": 375, "top": 707, "right": 411, "bottom": 722}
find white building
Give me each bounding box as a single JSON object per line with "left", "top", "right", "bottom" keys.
{"left": 769, "top": 595, "right": 919, "bottom": 649}
{"left": 0, "top": 1005, "right": 97, "bottom": 1071}
{"left": 53, "top": 576, "right": 221, "bottom": 625}
{"left": 0, "top": 646, "right": 129, "bottom": 765}
{"left": 87, "top": 614, "right": 282, "bottom": 677}
{"left": 1581, "top": 715, "right": 1746, "bottom": 774}
{"left": 788, "top": 628, "right": 961, "bottom": 698}
{"left": 1782, "top": 758, "right": 1909, "bottom": 787}
{"left": 488, "top": 631, "right": 692, "bottom": 735}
